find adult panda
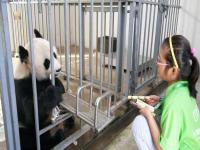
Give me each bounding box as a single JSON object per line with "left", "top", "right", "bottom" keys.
{"left": 14, "top": 29, "right": 73, "bottom": 150}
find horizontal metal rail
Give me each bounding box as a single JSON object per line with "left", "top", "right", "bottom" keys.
{"left": 94, "top": 91, "right": 114, "bottom": 128}
{"left": 39, "top": 113, "right": 73, "bottom": 135}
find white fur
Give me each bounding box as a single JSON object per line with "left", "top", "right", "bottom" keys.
{"left": 14, "top": 38, "right": 61, "bottom": 80}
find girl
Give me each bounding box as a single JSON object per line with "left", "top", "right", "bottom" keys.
{"left": 131, "top": 35, "right": 200, "bottom": 150}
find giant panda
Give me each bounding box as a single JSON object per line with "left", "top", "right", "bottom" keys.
{"left": 14, "top": 29, "right": 74, "bottom": 150}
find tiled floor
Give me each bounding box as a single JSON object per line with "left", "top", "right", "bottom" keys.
{"left": 105, "top": 77, "right": 200, "bottom": 150}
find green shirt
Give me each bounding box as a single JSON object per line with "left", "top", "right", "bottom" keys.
{"left": 159, "top": 81, "right": 200, "bottom": 150}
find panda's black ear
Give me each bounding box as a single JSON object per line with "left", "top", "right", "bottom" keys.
{"left": 19, "top": 46, "right": 28, "bottom": 63}
{"left": 34, "top": 29, "right": 43, "bottom": 38}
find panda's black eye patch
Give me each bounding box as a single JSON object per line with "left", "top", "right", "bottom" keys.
{"left": 44, "top": 59, "right": 50, "bottom": 70}
{"left": 53, "top": 52, "right": 57, "bottom": 59}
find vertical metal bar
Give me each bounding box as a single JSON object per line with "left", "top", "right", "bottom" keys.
{"left": 149, "top": 5, "right": 156, "bottom": 77}
{"left": 137, "top": 1, "right": 143, "bottom": 79}
{"left": 103, "top": 12, "right": 106, "bottom": 81}
{"left": 164, "top": 8, "right": 169, "bottom": 37}
{"left": 22, "top": 3, "right": 27, "bottom": 46}
{"left": 41, "top": 3, "right": 45, "bottom": 38}
{"left": 38, "top": 0, "right": 42, "bottom": 14}
{"left": 120, "top": 2, "right": 128, "bottom": 93}
{"left": 34, "top": 3, "right": 37, "bottom": 29}
{"left": 172, "top": 5, "right": 176, "bottom": 34}
{"left": 59, "top": 4, "right": 62, "bottom": 66}
{"left": 82, "top": 4, "right": 85, "bottom": 81}
{"left": 54, "top": 4, "right": 57, "bottom": 47}
{"left": 0, "top": 37, "right": 15, "bottom": 150}
{"left": 13, "top": 4, "right": 18, "bottom": 52}
{"left": 170, "top": 6, "right": 175, "bottom": 34}
{"left": 89, "top": 0, "right": 94, "bottom": 82}
{"left": 73, "top": 4, "right": 77, "bottom": 77}
{"left": 152, "top": 2, "right": 163, "bottom": 78}
{"left": 111, "top": 12, "right": 114, "bottom": 84}
{"left": 108, "top": 0, "right": 113, "bottom": 87}
{"left": 15, "top": 3, "right": 21, "bottom": 46}
{"left": 48, "top": 0, "right": 55, "bottom": 85}
{"left": 79, "top": 0, "right": 83, "bottom": 86}
{"left": 96, "top": 11, "right": 98, "bottom": 79}
{"left": 126, "top": 2, "right": 135, "bottom": 96}
{"left": 9, "top": 4, "right": 16, "bottom": 54}
{"left": 174, "top": 1, "right": 180, "bottom": 33}
{"left": 24, "top": 2, "right": 28, "bottom": 46}
{"left": 27, "top": 0, "right": 40, "bottom": 149}
{"left": 64, "top": 0, "right": 71, "bottom": 91}
{"left": 144, "top": 4, "right": 152, "bottom": 81}
{"left": 74, "top": 4, "right": 78, "bottom": 77}
{"left": 115, "top": 1, "right": 123, "bottom": 94}
{"left": 19, "top": 3, "right": 23, "bottom": 45}
{"left": 167, "top": 7, "right": 172, "bottom": 35}
{"left": 0, "top": 1, "right": 21, "bottom": 149}
{"left": 100, "top": 0, "right": 104, "bottom": 94}
{"left": 140, "top": 4, "right": 148, "bottom": 84}
{"left": 19, "top": 3, "right": 25, "bottom": 46}
{"left": 132, "top": 1, "right": 142, "bottom": 92}
{"left": 45, "top": 4, "right": 48, "bottom": 39}
{"left": 37, "top": 2, "right": 41, "bottom": 32}
{"left": 160, "top": 8, "right": 165, "bottom": 43}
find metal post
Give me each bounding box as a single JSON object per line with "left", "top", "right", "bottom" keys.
{"left": 0, "top": 1, "right": 21, "bottom": 149}
{"left": 108, "top": 0, "right": 113, "bottom": 87}
{"left": 152, "top": 0, "right": 164, "bottom": 78}
{"left": 126, "top": 2, "right": 135, "bottom": 96}
{"left": 79, "top": 0, "right": 83, "bottom": 86}
{"left": 149, "top": 5, "right": 156, "bottom": 77}
{"left": 140, "top": 4, "right": 149, "bottom": 84}
{"left": 48, "top": 0, "right": 55, "bottom": 85}
{"left": 100, "top": 0, "right": 104, "bottom": 94}
{"left": 89, "top": 0, "right": 94, "bottom": 82}
{"left": 27, "top": 0, "right": 40, "bottom": 149}
{"left": 115, "top": 1, "right": 123, "bottom": 93}
{"left": 64, "top": 0, "right": 71, "bottom": 91}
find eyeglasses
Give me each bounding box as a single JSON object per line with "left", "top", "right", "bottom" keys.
{"left": 156, "top": 56, "right": 169, "bottom": 66}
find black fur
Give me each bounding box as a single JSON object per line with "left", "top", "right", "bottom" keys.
{"left": 15, "top": 76, "right": 66, "bottom": 150}
{"left": 19, "top": 46, "right": 28, "bottom": 63}
{"left": 34, "top": 29, "right": 43, "bottom": 38}
{"left": 44, "top": 59, "right": 50, "bottom": 70}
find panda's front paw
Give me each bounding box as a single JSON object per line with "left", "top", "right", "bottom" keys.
{"left": 45, "top": 85, "right": 63, "bottom": 105}
{"left": 45, "top": 85, "right": 55, "bottom": 98}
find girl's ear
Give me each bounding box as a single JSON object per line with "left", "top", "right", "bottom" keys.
{"left": 169, "top": 66, "right": 180, "bottom": 81}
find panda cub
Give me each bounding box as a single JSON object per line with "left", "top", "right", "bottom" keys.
{"left": 14, "top": 29, "right": 73, "bottom": 150}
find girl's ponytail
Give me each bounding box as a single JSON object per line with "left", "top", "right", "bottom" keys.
{"left": 188, "top": 55, "right": 200, "bottom": 98}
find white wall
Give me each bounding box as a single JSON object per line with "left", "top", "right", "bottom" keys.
{"left": 177, "top": 0, "right": 200, "bottom": 60}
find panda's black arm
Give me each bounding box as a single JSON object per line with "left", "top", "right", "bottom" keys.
{"left": 22, "top": 98, "right": 35, "bottom": 127}
{"left": 55, "top": 77, "right": 65, "bottom": 94}
{"left": 39, "top": 85, "right": 63, "bottom": 110}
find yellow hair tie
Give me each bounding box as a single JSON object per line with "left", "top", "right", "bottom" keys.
{"left": 169, "top": 36, "right": 179, "bottom": 68}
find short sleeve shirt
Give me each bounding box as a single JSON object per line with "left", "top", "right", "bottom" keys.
{"left": 159, "top": 81, "right": 200, "bottom": 150}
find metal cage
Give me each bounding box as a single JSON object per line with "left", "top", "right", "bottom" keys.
{"left": 0, "top": 0, "right": 180, "bottom": 149}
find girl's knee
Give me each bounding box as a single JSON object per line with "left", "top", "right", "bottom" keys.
{"left": 131, "top": 115, "right": 148, "bottom": 136}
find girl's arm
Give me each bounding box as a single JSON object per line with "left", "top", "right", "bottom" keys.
{"left": 139, "top": 108, "right": 162, "bottom": 150}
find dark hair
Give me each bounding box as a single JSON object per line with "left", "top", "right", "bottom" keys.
{"left": 162, "top": 35, "right": 200, "bottom": 98}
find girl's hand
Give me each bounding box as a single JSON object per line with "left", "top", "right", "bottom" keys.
{"left": 130, "top": 101, "right": 154, "bottom": 119}
{"left": 145, "top": 95, "right": 160, "bottom": 106}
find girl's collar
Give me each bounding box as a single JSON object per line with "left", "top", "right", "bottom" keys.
{"left": 166, "top": 81, "right": 188, "bottom": 96}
